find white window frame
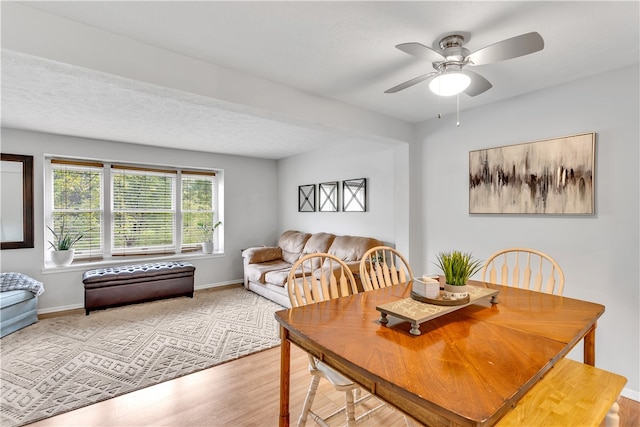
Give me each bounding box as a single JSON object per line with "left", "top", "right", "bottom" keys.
{"left": 181, "top": 171, "right": 218, "bottom": 252}
{"left": 44, "top": 157, "right": 222, "bottom": 268}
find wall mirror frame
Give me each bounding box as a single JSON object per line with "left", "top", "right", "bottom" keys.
{"left": 342, "top": 178, "right": 367, "bottom": 212}
{"left": 298, "top": 184, "right": 316, "bottom": 212}
{"left": 1, "top": 153, "right": 34, "bottom": 249}
{"left": 319, "top": 181, "right": 339, "bottom": 212}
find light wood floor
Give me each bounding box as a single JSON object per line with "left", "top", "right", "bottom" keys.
{"left": 26, "top": 343, "right": 639, "bottom": 427}
{"left": 26, "top": 344, "right": 407, "bottom": 427}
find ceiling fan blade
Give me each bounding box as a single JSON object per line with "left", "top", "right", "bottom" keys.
{"left": 461, "top": 70, "right": 492, "bottom": 97}
{"left": 396, "top": 42, "right": 446, "bottom": 62}
{"left": 466, "top": 32, "right": 544, "bottom": 66}
{"left": 384, "top": 72, "right": 436, "bottom": 93}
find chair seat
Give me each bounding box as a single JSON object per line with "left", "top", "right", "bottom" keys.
{"left": 313, "top": 359, "right": 357, "bottom": 389}
{"left": 496, "top": 358, "right": 626, "bottom": 427}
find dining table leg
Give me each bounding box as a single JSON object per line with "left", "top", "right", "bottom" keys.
{"left": 584, "top": 323, "right": 596, "bottom": 366}
{"left": 280, "top": 325, "right": 291, "bottom": 427}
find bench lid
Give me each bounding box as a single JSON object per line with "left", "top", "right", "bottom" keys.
{"left": 82, "top": 261, "right": 195, "bottom": 284}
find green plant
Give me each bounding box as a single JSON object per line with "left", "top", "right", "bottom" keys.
{"left": 434, "top": 250, "right": 483, "bottom": 286}
{"left": 371, "top": 254, "right": 384, "bottom": 264}
{"left": 47, "top": 223, "right": 84, "bottom": 251}
{"left": 198, "top": 221, "right": 222, "bottom": 242}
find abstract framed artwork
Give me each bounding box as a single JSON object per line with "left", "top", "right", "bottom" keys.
{"left": 469, "top": 132, "right": 595, "bottom": 214}
{"left": 319, "top": 181, "right": 339, "bottom": 212}
{"left": 343, "top": 178, "right": 367, "bottom": 212}
{"left": 298, "top": 184, "right": 316, "bottom": 212}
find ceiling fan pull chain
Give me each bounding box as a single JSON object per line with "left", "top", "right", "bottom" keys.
{"left": 456, "top": 93, "right": 461, "bottom": 126}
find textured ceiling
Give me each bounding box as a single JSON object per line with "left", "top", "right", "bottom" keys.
{"left": 2, "top": 50, "right": 356, "bottom": 159}
{"left": 2, "top": 1, "right": 639, "bottom": 159}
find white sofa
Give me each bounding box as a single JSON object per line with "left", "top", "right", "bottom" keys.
{"left": 242, "top": 230, "right": 382, "bottom": 307}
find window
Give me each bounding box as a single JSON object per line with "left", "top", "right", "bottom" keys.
{"left": 111, "top": 166, "right": 176, "bottom": 255}
{"left": 46, "top": 157, "right": 220, "bottom": 265}
{"left": 49, "top": 160, "right": 103, "bottom": 258}
{"left": 181, "top": 172, "right": 217, "bottom": 249}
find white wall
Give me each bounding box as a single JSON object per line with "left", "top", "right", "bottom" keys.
{"left": 415, "top": 64, "right": 639, "bottom": 399}
{"left": 0, "top": 128, "right": 279, "bottom": 312}
{"left": 277, "top": 139, "right": 409, "bottom": 248}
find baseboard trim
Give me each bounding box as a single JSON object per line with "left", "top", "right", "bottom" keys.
{"left": 195, "top": 280, "right": 242, "bottom": 291}
{"left": 622, "top": 387, "right": 640, "bottom": 402}
{"left": 38, "top": 303, "right": 84, "bottom": 315}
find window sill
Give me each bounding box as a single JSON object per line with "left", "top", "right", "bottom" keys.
{"left": 42, "top": 251, "right": 224, "bottom": 274}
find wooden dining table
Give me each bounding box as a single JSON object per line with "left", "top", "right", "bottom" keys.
{"left": 275, "top": 280, "right": 604, "bottom": 427}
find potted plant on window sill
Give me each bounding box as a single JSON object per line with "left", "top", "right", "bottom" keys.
{"left": 198, "top": 221, "right": 222, "bottom": 254}
{"left": 47, "top": 223, "right": 84, "bottom": 267}
{"left": 434, "top": 250, "right": 483, "bottom": 300}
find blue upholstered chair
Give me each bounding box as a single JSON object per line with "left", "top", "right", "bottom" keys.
{"left": 1, "top": 272, "right": 43, "bottom": 338}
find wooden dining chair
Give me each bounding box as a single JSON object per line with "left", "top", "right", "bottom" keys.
{"left": 287, "top": 253, "right": 385, "bottom": 426}
{"left": 357, "top": 247, "right": 418, "bottom": 426}
{"left": 481, "top": 247, "right": 565, "bottom": 295}
{"left": 359, "top": 246, "right": 414, "bottom": 291}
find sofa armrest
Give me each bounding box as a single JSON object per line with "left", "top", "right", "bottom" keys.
{"left": 242, "top": 246, "right": 283, "bottom": 264}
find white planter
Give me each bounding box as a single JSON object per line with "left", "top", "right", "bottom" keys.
{"left": 201, "top": 242, "right": 214, "bottom": 254}
{"left": 51, "top": 249, "right": 75, "bottom": 267}
{"left": 443, "top": 283, "right": 469, "bottom": 300}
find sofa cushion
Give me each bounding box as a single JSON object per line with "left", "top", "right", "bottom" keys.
{"left": 245, "top": 259, "right": 292, "bottom": 284}
{"left": 0, "top": 290, "right": 35, "bottom": 309}
{"left": 279, "top": 230, "right": 312, "bottom": 264}
{"left": 303, "top": 232, "right": 336, "bottom": 254}
{"left": 300, "top": 232, "right": 336, "bottom": 270}
{"left": 264, "top": 269, "right": 292, "bottom": 287}
{"left": 328, "top": 235, "right": 382, "bottom": 262}
{"left": 243, "top": 246, "right": 282, "bottom": 264}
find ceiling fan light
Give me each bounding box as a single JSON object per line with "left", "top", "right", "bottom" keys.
{"left": 429, "top": 72, "right": 471, "bottom": 96}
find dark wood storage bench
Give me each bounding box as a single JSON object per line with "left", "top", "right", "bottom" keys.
{"left": 82, "top": 261, "right": 195, "bottom": 315}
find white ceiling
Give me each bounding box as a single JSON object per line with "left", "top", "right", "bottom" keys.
{"left": 2, "top": 1, "right": 639, "bottom": 159}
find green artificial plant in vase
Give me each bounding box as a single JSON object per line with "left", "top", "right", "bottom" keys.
{"left": 47, "top": 222, "right": 84, "bottom": 267}
{"left": 47, "top": 223, "right": 84, "bottom": 251}
{"left": 434, "top": 250, "right": 483, "bottom": 299}
{"left": 435, "top": 250, "right": 483, "bottom": 286}
{"left": 198, "top": 221, "right": 222, "bottom": 243}
{"left": 198, "top": 220, "right": 222, "bottom": 253}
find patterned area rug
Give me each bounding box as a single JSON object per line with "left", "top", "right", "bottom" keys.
{"left": 0, "top": 286, "right": 283, "bottom": 427}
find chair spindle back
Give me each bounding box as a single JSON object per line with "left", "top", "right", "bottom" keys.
{"left": 288, "top": 252, "right": 358, "bottom": 308}
{"left": 481, "top": 247, "right": 565, "bottom": 295}
{"left": 360, "top": 246, "right": 414, "bottom": 291}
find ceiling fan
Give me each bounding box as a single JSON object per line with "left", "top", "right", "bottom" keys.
{"left": 385, "top": 31, "right": 544, "bottom": 97}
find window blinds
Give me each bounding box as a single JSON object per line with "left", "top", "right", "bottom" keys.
{"left": 111, "top": 166, "right": 176, "bottom": 255}
{"left": 182, "top": 173, "right": 216, "bottom": 248}
{"left": 50, "top": 160, "right": 103, "bottom": 258}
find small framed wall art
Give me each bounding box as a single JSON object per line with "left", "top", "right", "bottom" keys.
{"left": 469, "top": 132, "right": 595, "bottom": 214}
{"left": 298, "top": 184, "right": 316, "bottom": 212}
{"left": 343, "top": 178, "right": 367, "bottom": 212}
{"left": 319, "top": 181, "right": 339, "bottom": 212}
